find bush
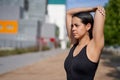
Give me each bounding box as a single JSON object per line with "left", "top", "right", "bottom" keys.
{"left": 0, "top": 46, "right": 38, "bottom": 57}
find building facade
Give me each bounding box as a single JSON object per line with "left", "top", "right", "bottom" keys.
{"left": 0, "top": 0, "right": 47, "bottom": 49}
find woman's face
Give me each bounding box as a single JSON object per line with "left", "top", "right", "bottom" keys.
{"left": 71, "top": 17, "right": 88, "bottom": 39}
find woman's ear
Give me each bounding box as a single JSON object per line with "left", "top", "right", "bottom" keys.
{"left": 86, "top": 23, "right": 91, "bottom": 31}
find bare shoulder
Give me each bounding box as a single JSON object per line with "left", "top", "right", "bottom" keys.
{"left": 86, "top": 39, "right": 103, "bottom": 63}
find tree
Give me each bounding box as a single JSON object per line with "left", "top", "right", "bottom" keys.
{"left": 104, "top": 0, "right": 120, "bottom": 45}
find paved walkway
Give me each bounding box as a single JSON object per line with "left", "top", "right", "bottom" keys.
{"left": 0, "top": 49, "right": 119, "bottom": 80}
{"left": 0, "top": 48, "right": 64, "bottom": 74}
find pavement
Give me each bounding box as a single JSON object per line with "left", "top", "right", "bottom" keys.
{"left": 0, "top": 48, "right": 119, "bottom": 80}
{"left": 0, "top": 48, "right": 65, "bottom": 74}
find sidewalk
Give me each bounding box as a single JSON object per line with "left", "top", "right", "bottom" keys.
{"left": 0, "top": 49, "right": 119, "bottom": 80}
{"left": 0, "top": 48, "right": 65, "bottom": 74}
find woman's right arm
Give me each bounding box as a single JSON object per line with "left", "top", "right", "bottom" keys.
{"left": 66, "top": 7, "right": 96, "bottom": 47}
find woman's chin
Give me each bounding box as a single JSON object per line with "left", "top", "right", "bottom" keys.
{"left": 74, "top": 36, "right": 79, "bottom": 39}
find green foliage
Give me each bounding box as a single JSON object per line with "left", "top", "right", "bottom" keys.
{"left": 104, "top": 0, "right": 120, "bottom": 45}
{"left": 55, "top": 25, "right": 59, "bottom": 37}
{"left": 67, "top": 41, "right": 70, "bottom": 48}
{"left": 0, "top": 47, "right": 38, "bottom": 57}
{"left": 41, "top": 46, "right": 50, "bottom": 51}
{"left": 0, "top": 46, "right": 51, "bottom": 57}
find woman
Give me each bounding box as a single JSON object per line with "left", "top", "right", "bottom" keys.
{"left": 64, "top": 6, "right": 105, "bottom": 80}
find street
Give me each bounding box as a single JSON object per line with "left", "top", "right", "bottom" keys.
{"left": 0, "top": 49, "right": 119, "bottom": 80}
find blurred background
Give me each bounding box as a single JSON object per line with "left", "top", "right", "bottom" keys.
{"left": 0, "top": 0, "right": 67, "bottom": 57}
{"left": 0, "top": 0, "right": 120, "bottom": 80}
{"left": 0, "top": 0, "right": 119, "bottom": 56}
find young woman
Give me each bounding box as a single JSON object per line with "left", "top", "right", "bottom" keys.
{"left": 64, "top": 6, "right": 105, "bottom": 80}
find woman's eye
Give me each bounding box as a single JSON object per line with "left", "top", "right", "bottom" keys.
{"left": 71, "top": 24, "right": 73, "bottom": 28}
{"left": 75, "top": 24, "right": 79, "bottom": 27}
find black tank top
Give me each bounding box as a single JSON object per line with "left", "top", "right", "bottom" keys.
{"left": 64, "top": 44, "right": 99, "bottom": 80}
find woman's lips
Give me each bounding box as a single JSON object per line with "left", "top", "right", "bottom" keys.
{"left": 73, "top": 32, "right": 77, "bottom": 35}
{"left": 73, "top": 33, "right": 77, "bottom": 36}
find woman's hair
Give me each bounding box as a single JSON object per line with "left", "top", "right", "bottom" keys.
{"left": 72, "top": 12, "right": 94, "bottom": 39}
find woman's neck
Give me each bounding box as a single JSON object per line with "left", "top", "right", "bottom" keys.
{"left": 78, "top": 34, "right": 90, "bottom": 46}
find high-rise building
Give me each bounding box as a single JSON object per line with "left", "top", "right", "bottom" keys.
{"left": 0, "top": 0, "right": 47, "bottom": 49}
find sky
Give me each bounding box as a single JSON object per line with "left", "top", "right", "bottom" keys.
{"left": 66, "top": 0, "right": 109, "bottom": 10}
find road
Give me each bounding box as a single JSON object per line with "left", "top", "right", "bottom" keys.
{"left": 0, "top": 48, "right": 119, "bottom": 80}
{"left": 0, "top": 48, "right": 64, "bottom": 74}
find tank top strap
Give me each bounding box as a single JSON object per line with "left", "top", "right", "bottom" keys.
{"left": 69, "top": 43, "right": 78, "bottom": 56}
{"left": 83, "top": 45, "right": 99, "bottom": 64}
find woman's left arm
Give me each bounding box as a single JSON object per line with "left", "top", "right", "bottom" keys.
{"left": 92, "top": 6, "right": 106, "bottom": 51}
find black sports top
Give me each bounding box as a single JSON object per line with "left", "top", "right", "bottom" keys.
{"left": 64, "top": 43, "right": 99, "bottom": 80}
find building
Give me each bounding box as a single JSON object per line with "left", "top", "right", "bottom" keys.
{"left": 0, "top": 0, "right": 47, "bottom": 49}
{"left": 47, "top": 0, "right": 67, "bottom": 49}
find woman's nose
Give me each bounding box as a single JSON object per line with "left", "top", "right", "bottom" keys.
{"left": 72, "top": 26, "right": 76, "bottom": 31}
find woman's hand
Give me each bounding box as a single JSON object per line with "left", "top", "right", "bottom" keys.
{"left": 96, "top": 6, "right": 105, "bottom": 16}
